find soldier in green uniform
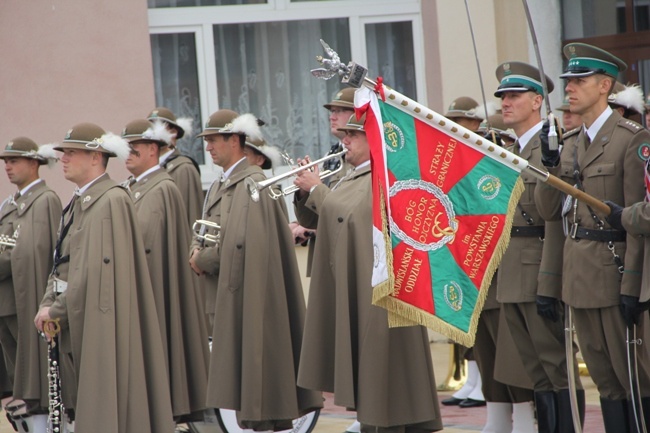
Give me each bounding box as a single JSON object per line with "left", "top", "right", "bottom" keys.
{"left": 536, "top": 43, "right": 650, "bottom": 432}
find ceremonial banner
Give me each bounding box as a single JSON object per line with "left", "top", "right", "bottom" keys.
{"left": 356, "top": 86, "right": 526, "bottom": 347}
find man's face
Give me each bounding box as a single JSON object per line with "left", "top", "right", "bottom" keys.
{"left": 564, "top": 75, "right": 609, "bottom": 116}
{"left": 205, "top": 134, "right": 236, "bottom": 169}
{"left": 342, "top": 130, "right": 370, "bottom": 168}
{"left": 562, "top": 110, "right": 582, "bottom": 131}
{"left": 60, "top": 148, "right": 95, "bottom": 184}
{"left": 125, "top": 141, "right": 158, "bottom": 176}
{"left": 329, "top": 107, "right": 355, "bottom": 139}
{"left": 243, "top": 146, "right": 267, "bottom": 168}
{"left": 500, "top": 91, "right": 540, "bottom": 128}
{"left": 3, "top": 157, "right": 35, "bottom": 187}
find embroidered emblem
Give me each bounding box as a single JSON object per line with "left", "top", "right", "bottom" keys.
{"left": 82, "top": 195, "right": 91, "bottom": 203}
{"left": 638, "top": 143, "right": 650, "bottom": 161}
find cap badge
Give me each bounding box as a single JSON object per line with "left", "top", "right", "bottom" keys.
{"left": 502, "top": 63, "right": 511, "bottom": 75}
{"left": 151, "top": 110, "right": 159, "bottom": 117}
{"left": 6, "top": 142, "right": 13, "bottom": 150}
{"left": 65, "top": 129, "right": 73, "bottom": 140}
{"left": 223, "top": 122, "right": 233, "bottom": 131}
{"left": 568, "top": 45, "right": 577, "bottom": 57}
{"left": 335, "top": 91, "right": 343, "bottom": 100}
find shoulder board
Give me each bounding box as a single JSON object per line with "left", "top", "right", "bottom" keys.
{"left": 617, "top": 118, "right": 644, "bottom": 134}
{"left": 562, "top": 127, "right": 580, "bottom": 139}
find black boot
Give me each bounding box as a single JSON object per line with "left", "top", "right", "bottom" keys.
{"left": 535, "top": 391, "right": 558, "bottom": 433}
{"left": 628, "top": 397, "right": 647, "bottom": 433}
{"left": 600, "top": 398, "right": 630, "bottom": 433}
{"left": 557, "top": 389, "right": 584, "bottom": 432}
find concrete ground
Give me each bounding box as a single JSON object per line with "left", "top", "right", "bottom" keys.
{"left": 0, "top": 247, "right": 607, "bottom": 432}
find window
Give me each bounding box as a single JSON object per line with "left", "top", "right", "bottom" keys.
{"left": 366, "top": 21, "right": 417, "bottom": 100}
{"left": 213, "top": 19, "right": 350, "bottom": 159}
{"left": 151, "top": 32, "right": 205, "bottom": 165}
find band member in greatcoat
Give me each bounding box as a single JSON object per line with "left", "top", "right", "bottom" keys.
{"left": 0, "top": 138, "right": 61, "bottom": 431}
{"left": 34, "top": 122, "right": 174, "bottom": 433}
{"left": 297, "top": 114, "right": 443, "bottom": 433}
{"left": 122, "top": 119, "right": 209, "bottom": 424}
{"left": 292, "top": 87, "right": 355, "bottom": 276}
{"left": 148, "top": 107, "right": 204, "bottom": 227}
{"left": 189, "top": 109, "right": 322, "bottom": 431}
{"left": 535, "top": 43, "right": 650, "bottom": 432}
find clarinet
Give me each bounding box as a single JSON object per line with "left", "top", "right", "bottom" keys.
{"left": 43, "top": 319, "right": 64, "bottom": 433}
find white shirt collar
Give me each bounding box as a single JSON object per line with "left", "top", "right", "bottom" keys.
{"left": 354, "top": 160, "right": 371, "bottom": 171}
{"left": 159, "top": 148, "right": 174, "bottom": 164}
{"left": 135, "top": 164, "right": 161, "bottom": 182}
{"left": 221, "top": 157, "right": 247, "bottom": 181}
{"left": 75, "top": 173, "right": 105, "bottom": 196}
{"left": 19, "top": 178, "right": 42, "bottom": 196}
{"left": 585, "top": 106, "right": 613, "bottom": 143}
{"left": 517, "top": 121, "right": 543, "bottom": 152}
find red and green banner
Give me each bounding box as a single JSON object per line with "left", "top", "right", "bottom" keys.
{"left": 355, "top": 87, "right": 525, "bottom": 347}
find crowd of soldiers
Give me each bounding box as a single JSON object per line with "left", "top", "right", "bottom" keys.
{"left": 1, "top": 40, "right": 650, "bottom": 433}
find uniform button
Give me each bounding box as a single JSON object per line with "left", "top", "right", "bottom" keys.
{"left": 338, "top": 217, "right": 343, "bottom": 222}
{"left": 103, "top": 257, "right": 110, "bottom": 263}
{"left": 311, "top": 205, "right": 316, "bottom": 209}
{"left": 597, "top": 168, "right": 602, "bottom": 173}
{"left": 207, "top": 213, "right": 211, "bottom": 217}
{"left": 145, "top": 248, "right": 151, "bottom": 254}
{"left": 236, "top": 244, "right": 242, "bottom": 249}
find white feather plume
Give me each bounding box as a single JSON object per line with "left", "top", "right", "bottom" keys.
{"left": 38, "top": 144, "right": 59, "bottom": 168}
{"left": 474, "top": 101, "right": 500, "bottom": 120}
{"left": 144, "top": 120, "right": 174, "bottom": 145}
{"left": 611, "top": 84, "right": 645, "bottom": 114}
{"left": 99, "top": 133, "right": 131, "bottom": 160}
{"left": 259, "top": 144, "right": 283, "bottom": 169}
{"left": 231, "top": 113, "right": 262, "bottom": 141}
{"left": 176, "top": 117, "right": 194, "bottom": 137}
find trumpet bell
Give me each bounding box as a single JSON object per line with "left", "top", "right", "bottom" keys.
{"left": 245, "top": 177, "right": 261, "bottom": 203}
{"left": 192, "top": 219, "right": 221, "bottom": 245}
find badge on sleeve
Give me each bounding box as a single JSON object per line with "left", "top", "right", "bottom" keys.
{"left": 638, "top": 143, "right": 650, "bottom": 161}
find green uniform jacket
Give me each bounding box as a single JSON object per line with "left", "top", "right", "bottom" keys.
{"left": 535, "top": 111, "right": 647, "bottom": 307}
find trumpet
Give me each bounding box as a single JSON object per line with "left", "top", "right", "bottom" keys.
{"left": 0, "top": 234, "right": 16, "bottom": 253}
{"left": 245, "top": 149, "right": 348, "bottom": 202}
{"left": 193, "top": 219, "right": 221, "bottom": 245}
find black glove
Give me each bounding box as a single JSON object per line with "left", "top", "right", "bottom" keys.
{"left": 620, "top": 294, "right": 644, "bottom": 328}
{"left": 482, "top": 129, "right": 503, "bottom": 147}
{"left": 536, "top": 295, "right": 559, "bottom": 322}
{"left": 604, "top": 200, "right": 625, "bottom": 231}
{"left": 540, "top": 119, "right": 561, "bottom": 167}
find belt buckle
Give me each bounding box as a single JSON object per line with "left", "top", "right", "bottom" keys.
{"left": 570, "top": 223, "right": 579, "bottom": 239}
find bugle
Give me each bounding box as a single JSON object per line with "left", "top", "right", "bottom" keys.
{"left": 0, "top": 234, "right": 16, "bottom": 253}
{"left": 245, "top": 148, "right": 348, "bottom": 203}
{"left": 193, "top": 219, "right": 221, "bottom": 245}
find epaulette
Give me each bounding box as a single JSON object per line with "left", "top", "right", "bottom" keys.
{"left": 562, "top": 127, "right": 580, "bottom": 139}
{"left": 617, "top": 118, "right": 644, "bottom": 134}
